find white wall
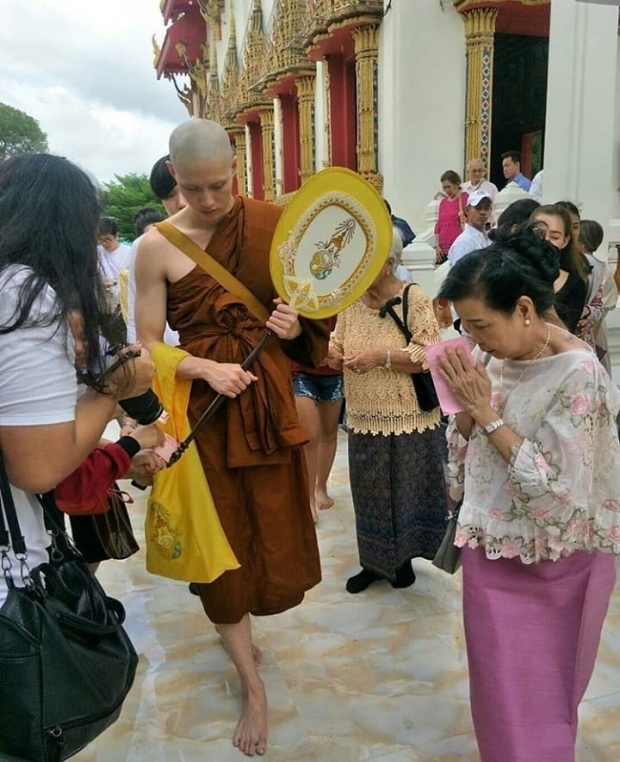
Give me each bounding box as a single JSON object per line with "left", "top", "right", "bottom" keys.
{"left": 378, "top": 1, "right": 466, "bottom": 233}
{"left": 544, "top": 0, "right": 619, "bottom": 229}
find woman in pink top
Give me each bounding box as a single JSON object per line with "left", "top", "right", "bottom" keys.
{"left": 434, "top": 170, "right": 468, "bottom": 265}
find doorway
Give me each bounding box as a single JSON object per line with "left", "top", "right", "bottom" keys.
{"left": 491, "top": 33, "right": 549, "bottom": 188}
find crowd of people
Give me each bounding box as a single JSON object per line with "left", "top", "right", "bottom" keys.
{"left": 1, "top": 120, "right": 620, "bottom": 762}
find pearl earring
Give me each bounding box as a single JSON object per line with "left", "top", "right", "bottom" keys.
{"left": 525, "top": 319, "right": 531, "bottom": 326}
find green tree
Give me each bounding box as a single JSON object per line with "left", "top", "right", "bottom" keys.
{"left": 0, "top": 102, "right": 49, "bottom": 160}
{"left": 101, "top": 173, "right": 166, "bottom": 241}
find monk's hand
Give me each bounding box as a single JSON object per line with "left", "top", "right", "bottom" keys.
{"left": 203, "top": 361, "right": 258, "bottom": 398}
{"left": 438, "top": 348, "right": 492, "bottom": 416}
{"left": 266, "top": 298, "right": 302, "bottom": 340}
{"left": 343, "top": 350, "right": 384, "bottom": 375}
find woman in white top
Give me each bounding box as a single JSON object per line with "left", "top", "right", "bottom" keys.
{"left": 0, "top": 154, "right": 155, "bottom": 608}
{"left": 436, "top": 226, "right": 620, "bottom": 762}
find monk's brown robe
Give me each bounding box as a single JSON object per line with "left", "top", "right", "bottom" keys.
{"left": 167, "top": 197, "right": 328, "bottom": 624}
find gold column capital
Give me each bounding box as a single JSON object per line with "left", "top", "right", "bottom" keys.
{"left": 352, "top": 24, "right": 380, "bottom": 57}
{"left": 462, "top": 7, "right": 498, "bottom": 42}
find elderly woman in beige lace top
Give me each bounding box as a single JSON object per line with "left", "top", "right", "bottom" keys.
{"left": 328, "top": 230, "right": 448, "bottom": 593}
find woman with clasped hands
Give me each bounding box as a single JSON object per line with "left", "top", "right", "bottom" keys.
{"left": 436, "top": 225, "right": 620, "bottom": 762}
{"left": 0, "top": 154, "right": 156, "bottom": 609}
{"left": 328, "top": 229, "right": 448, "bottom": 594}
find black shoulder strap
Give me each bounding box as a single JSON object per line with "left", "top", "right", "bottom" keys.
{"left": 401, "top": 283, "right": 415, "bottom": 342}
{"left": 0, "top": 454, "right": 27, "bottom": 555}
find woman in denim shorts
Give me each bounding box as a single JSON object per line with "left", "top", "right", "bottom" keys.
{"left": 292, "top": 360, "right": 344, "bottom": 522}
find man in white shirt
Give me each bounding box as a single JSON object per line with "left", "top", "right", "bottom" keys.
{"left": 461, "top": 158, "right": 498, "bottom": 199}
{"left": 98, "top": 217, "right": 132, "bottom": 345}
{"left": 98, "top": 217, "right": 132, "bottom": 287}
{"left": 448, "top": 189, "right": 493, "bottom": 267}
{"left": 530, "top": 169, "right": 544, "bottom": 202}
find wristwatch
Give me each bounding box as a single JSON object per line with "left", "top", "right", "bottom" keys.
{"left": 481, "top": 418, "right": 505, "bottom": 436}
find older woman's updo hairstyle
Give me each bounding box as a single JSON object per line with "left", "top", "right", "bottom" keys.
{"left": 438, "top": 226, "right": 560, "bottom": 316}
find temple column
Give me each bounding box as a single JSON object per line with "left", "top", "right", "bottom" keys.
{"left": 296, "top": 76, "right": 316, "bottom": 185}
{"left": 353, "top": 25, "right": 383, "bottom": 193}
{"left": 260, "top": 106, "right": 276, "bottom": 202}
{"left": 232, "top": 128, "right": 248, "bottom": 197}
{"left": 461, "top": 8, "right": 497, "bottom": 171}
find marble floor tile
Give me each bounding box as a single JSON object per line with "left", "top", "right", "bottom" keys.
{"left": 73, "top": 432, "right": 620, "bottom": 761}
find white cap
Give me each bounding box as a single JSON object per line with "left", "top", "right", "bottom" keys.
{"left": 467, "top": 189, "right": 493, "bottom": 207}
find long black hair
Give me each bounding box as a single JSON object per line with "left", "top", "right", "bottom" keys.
{"left": 0, "top": 153, "right": 106, "bottom": 372}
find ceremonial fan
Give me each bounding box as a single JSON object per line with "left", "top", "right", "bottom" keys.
{"left": 168, "top": 167, "right": 392, "bottom": 464}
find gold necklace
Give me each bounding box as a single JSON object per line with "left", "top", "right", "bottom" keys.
{"left": 498, "top": 325, "right": 551, "bottom": 413}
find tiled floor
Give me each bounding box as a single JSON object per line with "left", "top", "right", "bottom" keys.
{"left": 76, "top": 432, "right": 620, "bottom": 761}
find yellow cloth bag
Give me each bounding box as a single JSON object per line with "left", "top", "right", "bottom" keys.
{"left": 145, "top": 343, "right": 239, "bottom": 583}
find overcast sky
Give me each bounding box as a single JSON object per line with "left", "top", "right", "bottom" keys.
{"left": 0, "top": 0, "right": 188, "bottom": 183}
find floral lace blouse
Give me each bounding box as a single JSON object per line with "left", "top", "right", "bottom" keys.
{"left": 448, "top": 346, "right": 620, "bottom": 562}
{"left": 330, "top": 284, "right": 441, "bottom": 436}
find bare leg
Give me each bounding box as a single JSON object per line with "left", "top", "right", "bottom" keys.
{"left": 315, "top": 400, "right": 342, "bottom": 511}
{"left": 294, "top": 395, "right": 320, "bottom": 522}
{"left": 219, "top": 634, "right": 262, "bottom": 666}
{"left": 216, "top": 616, "right": 268, "bottom": 756}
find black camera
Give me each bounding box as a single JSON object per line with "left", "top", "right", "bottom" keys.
{"left": 118, "top": 388, "right": 163, "bottom": 425}
{"left": 84, "top": 345, "right": 164, "bottom": 425}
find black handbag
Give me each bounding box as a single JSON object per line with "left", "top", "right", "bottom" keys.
{"left": 380, "top": 284, "right": 440, "bottom": 412}
{"left": 432, "top": 499, "right": 463, "bottom": 574}
{"left": 69, "top": 486, "right": 139, "bottom": 563}
{"left": 0, "top": 457, "right": 138, "bottom": 762}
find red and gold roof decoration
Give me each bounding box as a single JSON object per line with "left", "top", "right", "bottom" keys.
{"left": 155, "top": 3, "right": 206, "bottom": 78}
{"left": 303, "top": 0, "right": 384, "bottom": 59}
{"left": 161, "top": 0, "right": 199, "bottom": 25}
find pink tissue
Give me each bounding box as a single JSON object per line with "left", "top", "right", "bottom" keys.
{"left": 424, "top": 337, "right": 473, "bottom": 415}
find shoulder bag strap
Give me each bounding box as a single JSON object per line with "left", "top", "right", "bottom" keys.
{"left": 0, "top": 454, "right": 27, "bottom": 555}
{"left": 155, "top": 221, "right": 270, "bottom": 325}
{"left": 380, "top": 285, "right": 413, "bottom": 345}
{"left": 400, "top": 283, "right": 415, "bottom": 343}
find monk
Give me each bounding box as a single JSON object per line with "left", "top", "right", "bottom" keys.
{"left": 134, "top": 119, "right": 326, "bottom": 757}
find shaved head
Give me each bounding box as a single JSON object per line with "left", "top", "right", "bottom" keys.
{"left": 169, "top": 119, "right": 234, "bottom": 168}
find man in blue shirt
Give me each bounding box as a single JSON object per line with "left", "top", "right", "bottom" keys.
{"left": 501, "top": 150, "right": 531, "bottom": 191}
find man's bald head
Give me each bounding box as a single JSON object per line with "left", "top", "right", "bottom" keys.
{"left": 169, "top": 119, "right": 234, "bottom": 168}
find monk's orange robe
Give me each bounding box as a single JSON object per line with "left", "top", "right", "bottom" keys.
{"left": 166, "top": 197, "right": 328, "bottom": 623}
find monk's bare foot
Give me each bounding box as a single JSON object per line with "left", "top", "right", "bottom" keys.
{"left": 233, "top": 680, "right": 268, "bottom": 756}
{"left": 316, "top": 488, "right": 334, "bottom": 511}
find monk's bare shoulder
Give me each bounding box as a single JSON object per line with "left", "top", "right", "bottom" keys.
{"left": 135, "top": 223, "right": 195, "bottom": 284}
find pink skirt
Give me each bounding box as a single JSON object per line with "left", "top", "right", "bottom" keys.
{"left": 462, "top": 546, "right": 616, "bottom": 762}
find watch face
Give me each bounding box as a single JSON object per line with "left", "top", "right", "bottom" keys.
{"left": 270, "top": 167, "right": 392, "bottom": 319}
